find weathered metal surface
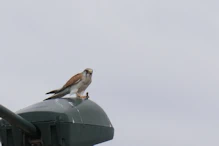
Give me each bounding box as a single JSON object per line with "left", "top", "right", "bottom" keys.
{"left": 0, "top": 105, "right": 38, "bottom": 137}
{"left": 0, "top": 98, "right": 114, "bottom": 146}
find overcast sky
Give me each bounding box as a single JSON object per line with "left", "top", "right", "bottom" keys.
{"left": 0, "top": 0, "right": 219, "bottom": 146}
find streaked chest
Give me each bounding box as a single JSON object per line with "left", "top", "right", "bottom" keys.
{"left": 81, "top": 76, "right": 92, "bottom": 85}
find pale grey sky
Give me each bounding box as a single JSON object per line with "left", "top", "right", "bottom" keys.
{"left": 0, "top": 1, "right": 219, "bottom": 146}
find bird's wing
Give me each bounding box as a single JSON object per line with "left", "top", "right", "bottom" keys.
{"left": 62, "top": 73, "right": 82, "bottom": 89}
{"left": 46, "top": 73, "right": 82, "bottom": 95}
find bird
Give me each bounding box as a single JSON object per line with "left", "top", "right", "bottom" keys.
{"left": 44, "top": 68, "right": 93, "bottom": 100}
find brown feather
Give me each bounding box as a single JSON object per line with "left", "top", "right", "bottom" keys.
{"left": 62, "top": 73, "right": 82, "bottom": 89}
{"left": 45, "top": 73, "right": 82, "bottom": 97}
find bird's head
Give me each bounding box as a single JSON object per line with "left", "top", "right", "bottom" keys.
{"left": 83, "top": 68, "right": 93, "bottom": 77}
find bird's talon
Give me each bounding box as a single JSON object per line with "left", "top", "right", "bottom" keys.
{"left": 76, "top": 92, "right": 89, "bottom": 100}
{"left": 83, "top": 92, "right": 89, "bottom": 100}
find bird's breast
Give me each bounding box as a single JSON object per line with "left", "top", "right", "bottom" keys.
{"left": 82, "top": 76, "right": 92, "bottom": 84}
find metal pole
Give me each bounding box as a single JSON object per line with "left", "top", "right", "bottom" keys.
{"left": 0, "top": 104, "right": 39, "bottom": 137}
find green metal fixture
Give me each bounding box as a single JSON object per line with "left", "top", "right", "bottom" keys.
{"left": 0, "top": 98, "right": 114, "bottom": 146}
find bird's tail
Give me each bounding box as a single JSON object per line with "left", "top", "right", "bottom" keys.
{"left": 44, "top": 90, "right": 69, "bottom": 101}
{"left": 46, "top": 89, "right": 59, "bottom": 94}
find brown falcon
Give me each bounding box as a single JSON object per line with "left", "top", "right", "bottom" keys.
{"left": 44, "top": 68, "right": 93, "bottom": 100}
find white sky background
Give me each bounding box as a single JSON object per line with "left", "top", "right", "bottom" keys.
{"left": 0, "top": 0, "right": 219, "bottom": 146}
